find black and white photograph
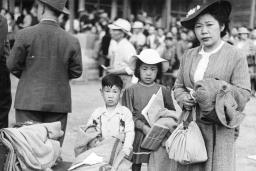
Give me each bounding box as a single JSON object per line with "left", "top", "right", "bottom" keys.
{"left": 0, "top": 0, "right": 256, "bottom": 171}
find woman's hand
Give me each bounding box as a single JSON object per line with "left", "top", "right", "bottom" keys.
{"left": 182, "top": 94, "right": 196, "bottom": 110}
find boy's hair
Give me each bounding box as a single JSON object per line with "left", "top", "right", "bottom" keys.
{"left": 134, "top": 59, "right": 163, "bottom": 81}
{"left": 102, "top": 74, "right": 123, "bottom": 90}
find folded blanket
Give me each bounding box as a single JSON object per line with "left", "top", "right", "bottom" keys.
{"left": 0, "top": 122, "right": 63, "bottom": 171}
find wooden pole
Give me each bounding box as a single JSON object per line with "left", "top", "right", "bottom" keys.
{"left": 69, "top": 0, "right": 75, "bottom": 33}
{"left": 9, "top": 0, "right": 15, "bottom": 13}
{"left": 250, "top": 0, "right": 256, "bottom": 29}
{"left": 78, "top": 0, "right": 85, "bottom": 11}
{"left": 123, "top": 0, "right": 129, "bottom": 19}
{"left": 110, "top": 0, "right": 117, "bottom": 21}
{"left": 166, "top": 0, "right": 171, "bottom": 31}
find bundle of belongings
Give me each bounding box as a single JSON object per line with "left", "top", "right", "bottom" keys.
{"left": 71, "top": 126, "right": 132, "bottom": 171}
{"left": 0, "top": 121, "right": 63, "bottom": 171}
{"left": 140, "top": 88, "right": 178, "bottom": 151}
{"left": 192, "top": 78, "right": 249, "bottom": 128}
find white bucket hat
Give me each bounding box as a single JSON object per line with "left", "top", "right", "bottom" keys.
{"left": 132, "top": 21, "right": 144, "bottom": 29}
{"left": 108, "top": 18, "right": 132, "bottom": 36}
{"left": 133, "top": 49, "right": 169, "bottom": 72}
{"left": 238, "top": 27, "right": 250, "bottom": 34}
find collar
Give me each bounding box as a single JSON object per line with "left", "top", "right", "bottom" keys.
{"left": 199, "top": 40, "right": 224, "bottom": 56}
{"left": 139, "top": 81, "right": 156, "bottom": 87}
{"left": 41, "top": 18, "right": 58, "bottom": 22}
{"left": 102, "top": 103, "right": 122, "bottom": 117}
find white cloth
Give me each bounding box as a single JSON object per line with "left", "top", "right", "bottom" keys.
{"left": 86, "top": 104, "right": 135, "bottom": 156}
{"left": 109, "top": 38, "right": 136, "bottom": 74}
{"left": 130, "top": 32, "right": 146, "bottom": 46}
{"left": 194, "top": 41, "right": 224, "bottom": 82}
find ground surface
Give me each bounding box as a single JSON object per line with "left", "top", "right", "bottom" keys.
{"left": 9, "top": 77, "right": 256, "bottom": 171}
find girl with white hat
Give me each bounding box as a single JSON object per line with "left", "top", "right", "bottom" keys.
{"left": 122, "top": 49, "right": 177, "bottom": 171}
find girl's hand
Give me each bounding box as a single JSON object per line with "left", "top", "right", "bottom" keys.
{"left": 142, "top": 125, "right": 151, "bottom": 135}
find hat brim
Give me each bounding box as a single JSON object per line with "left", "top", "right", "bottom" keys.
{"left": 181, "top": 0, "right": 231, "bottom": 30}
{"left": 215, "top": 90, "right": 245, "bottom": 128}
{"left": 108, "top": 24, "right": 132, "bottom": 36}
{"left": 132, "top": 54, "right": 169, "bottom": 72}
{"left": 38, "top": 0, "right": 70, "bottom": 15}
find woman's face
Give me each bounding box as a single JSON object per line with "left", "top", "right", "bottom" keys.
{"left": 194, "top": 13, "right": 224, "bottom": 51}
{"left": 139, "top": 63, "right": 158, "bottom": 85}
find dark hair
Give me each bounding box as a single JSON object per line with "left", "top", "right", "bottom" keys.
{"left": 101, "top": 74, "right": 123, "bottom": 90}
{"left": 195, "top": 6, "right": 230, "bottom": 37}
{"left": 134, "top": 59, "right": 162, "bottom": 81}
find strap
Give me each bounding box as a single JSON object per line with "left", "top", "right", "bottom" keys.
{"left": 109, "top": 138, "right": 121, "bottom": 165}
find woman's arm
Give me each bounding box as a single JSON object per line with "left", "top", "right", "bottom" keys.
{"left": 173, "top": 51, "right": 196, "bottom": 110}
{"left": 229, "top": 53, "right": 251, "bottom": 111}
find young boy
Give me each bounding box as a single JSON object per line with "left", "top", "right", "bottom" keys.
{"left": 86, "top": 74, "right": 135, "bottom": 157}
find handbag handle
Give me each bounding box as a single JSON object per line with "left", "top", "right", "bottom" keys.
{"left": 182, "top": 107, "right": 196, "bottom": 129}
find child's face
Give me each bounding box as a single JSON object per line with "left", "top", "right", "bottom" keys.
{"left": 139, "top": 63, "right": 158, "bottom": 85}
{"left": 101, "top": 85, "right": 122, "bottom": 107}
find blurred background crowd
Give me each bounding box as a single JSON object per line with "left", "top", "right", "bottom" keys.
{"left": 1, "top": 0, "right": 256, "bottom": 96}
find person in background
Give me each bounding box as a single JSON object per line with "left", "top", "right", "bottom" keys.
{"left": 249, "top": 29, "right": 256, "bottom": 96}
{"left": 7, "top": 0, "right": 82, "bottom": 146}
{"left": 14, "top": 6, "right": 24, "bottom": 30}
{"left": 146, "top": 25, "right": 159, "bottom": 49}
{"left": 30, "top": 6, "right": 39, "bottom": 26}
{"left": 98, "top": 25, "right": 111, "bottom": 78}
{"left": 176, "top": 30, "right": 191, "bottom": 61}
{"left": 130, "top": 21, "right": 146, "bottom": 53}
{"left": 106, "top": 18, "right": 137, "bottom": 88}
{"left": 19, "top": 8, "right": 32, "bottom": 28}
{"left": 173, "top": 1, "right": 250, "bottom": 170}
{"left": 0, "top": 14, "right": 11, "bottom": 129}
{"left": 158, "top": 32, "right": 178, "bottom": 89}
{"left": 235, "top": 26, "right": 252, "bottom": 57}
{"left": 229, "top": 27, "right": 239, "bottom": 44}
{"left": 0, "top": 8, "right": 7, "bottom": 16}
{"left": 5, "top": 12, "right": 15, "bottom": 48}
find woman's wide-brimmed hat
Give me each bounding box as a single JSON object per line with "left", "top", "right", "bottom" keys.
{"left": 181, "top": 0, "right": 232, "bottom": 30}
{"left": 38, "top": 0, "right": 70, "bottom": 14}
{"left": 132, "top": 49, "right": 169, "bottom": 72}
{"left": 108, "top": 18, "right": 132, "bottom": 36}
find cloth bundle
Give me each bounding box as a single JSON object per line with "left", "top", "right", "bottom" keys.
{"left": 193, "top": 78, "right": 247, "bottom": 128}
{"left": 165, "top": 109, "right": 207, "bottom": 165}
{"left": 72, "top": 136, "right": 131, "bottom": 171}
{"left": 0, "top": 122, "right": 63, "bottom": 171}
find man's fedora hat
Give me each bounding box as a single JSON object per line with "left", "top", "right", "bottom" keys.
{"left": 181, "top": 0, "right": 231, "bottom": 30}
{"left": 38, "top": 0, "right": 70, "bottom": 14}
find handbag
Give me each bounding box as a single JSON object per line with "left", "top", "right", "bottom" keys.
{"left": 165, "top": 108, "right": 207, "bottom": 165}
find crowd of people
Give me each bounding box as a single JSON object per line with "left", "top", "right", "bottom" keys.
{"left": 0, "top": 0, "right": 254, "bottom": 170}
{"left": 2, "top": 3, "right": 256, "bottom": 93}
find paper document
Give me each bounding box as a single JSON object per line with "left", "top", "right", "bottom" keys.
{"left": 141, "top": 88, "right": 164, "bottom": 126}
{"left": 68, "top": 152, "right": 104, "bottom": 170}
{"left": 248, "top": 155, "right": 256, "bottom": 161}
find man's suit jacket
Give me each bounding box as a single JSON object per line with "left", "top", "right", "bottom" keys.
{"left": 8, "top": 20, "right": 82, "bottom": 113}
{"left": 0, "top": 15, "right": 11, "bottom": 112}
